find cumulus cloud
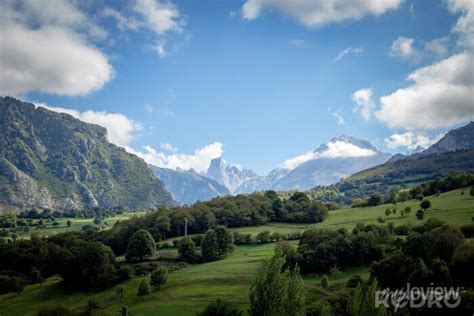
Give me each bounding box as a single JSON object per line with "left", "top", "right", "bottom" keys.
{"left": 352, "top": 88, "right": 376, "bottom": 120}
{"left": 333, "top": 46, "right": 363, "bottom": 62}
{"left": 133, "top": 0, "right": 184, "bottom": 35}
{"left": 160, "top": 142, "right": 178, "bottom": 152}
{"left": 0, "top": 0, "right": 113, "bottom": 96}
{"left": 36, "top": 103, "right": 142, "bottom": 147}
{"left": 390, "top": 36, "right": 420, "bottom": 62}
{"left": 376, "top": 53, "right": 474, "bottom": 130}
{"left": 384, "top": 132, "right": 444, "bottom": 150}
{"left": 241, "top": 0, "right": 401, "bottom": 28}
{"left": 424, "top": 37, "right": 449, "bottom": 58}
{"left": 127, "top": 142, "right": 223, "bottom": 173}
{"left": 448, "top": 0, "right": 474, "bottom": 49}
{"left": 281, "top": 141, "right": 376, "bottom": 170}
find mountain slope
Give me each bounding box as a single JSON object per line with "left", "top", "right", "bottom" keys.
{"left": 314, "top": 122, "right": 474, "bottom": 203}
{"left": 150, "top": 166, "right": 229, "bottom": 205}
{"left": 0, "top": 97, "right": 174, "bottom": 212}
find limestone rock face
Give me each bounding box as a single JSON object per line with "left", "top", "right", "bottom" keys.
{"left": 0, "top": 97, "right": 174, "bottom": 213}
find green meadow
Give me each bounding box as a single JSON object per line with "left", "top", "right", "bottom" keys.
{"left": 1, "top": 188, "right": 473, "bottom": 315}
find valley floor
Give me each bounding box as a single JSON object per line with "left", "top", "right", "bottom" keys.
{"left": 1, "top": 189, "right": 473, "bottom": 315}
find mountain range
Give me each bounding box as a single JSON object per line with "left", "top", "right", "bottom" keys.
{"left": 202, "top": 135, "right": 392, "bottom": 194}
{"left": 0, "top": 97, "right": 174, "bottom": 212}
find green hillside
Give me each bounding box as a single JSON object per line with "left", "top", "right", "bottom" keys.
{"left": 1, "top": 188, "right": 473, "bottom": 315}
{"left": 0, "top": 97, "right": 174, "bottom": 212}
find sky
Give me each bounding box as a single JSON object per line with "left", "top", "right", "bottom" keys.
{"left": 1, "top": 0, "right": 473, "bottom": 175}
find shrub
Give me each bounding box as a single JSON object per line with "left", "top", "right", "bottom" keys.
{"left": 150, "top": 267, "right": 168, "bottom": 289}
{"left": 321, "top": 275, "right": 329, "bottom": 289}
{"left": 197, "top": 299, "right": 243, "bottom": 316}
{"left": 126, "top": 229, "right": 156, "bottom": 261}
{"left": 137, "top": 278, "right": 151, "bottom": 297}
{"left": 0, "top": 275, "right": 25, "bottom": 294}
{"left": 37, "top": 304, "right": 71, "bottom": 316}
{"left": 116, "top": 265, "right": 133, "bottom": 281}
{"left": 256, "top": 231, "right": 271, "bottom": 243}
{"left": 115, "top": 285, "right": 125, "bottom": 299}
{"left": 460, "top": 224, "right": 474, "bottom": 238}
{"left": 377, "top": 216, "right": 386, "bottom": 224}
{"left": 177, "top": 237, "right": 196, "bottom": 262}
{"left": 346, "top": 275, "right": 363, "bottom": 288}
{"left": 191, "top": 234, "right": 204, "bottom": 246}
{"left": 471, "top": 186, "right": 474, "bottom": 197}
{"left": 416, "top": 209, "right": 425, "bottom": 220}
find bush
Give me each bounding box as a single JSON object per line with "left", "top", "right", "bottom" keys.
{"left": 177, "top": 237, "right": 196, "bottom": 262}
{"left": 197, "top": 298, "right": 243, "bottom": 316}
{"left": 191, "top": 234, "right": 204, "bottom": 246}
{"left": 461, "top": 224, "right": 474, "bottom": 238}
{"left": 416, "top": 209, "right": 425, "bottom": 220}
{"left": 321, "top": 275, "right": 329, "bottom": 289}
{"left": 346, "top": 275, "right": 363, "bottom": 288}
{"left": 256, "top": 231, "right": 271, "bottom": 243}
{"left": 116, "top": 265, "right": 133, "bottom": 281}
{"left": 394, "top": 224, "right": 412, "bottom": 236}
{"left": 37, "top": 304, "right": 71, "bottom": 316}
{"left": 126, "top": 229, "right": 156, "bottom": 261}
{"left": 137, "top": 278, "right": 151, "bottom": 297}
{"left": 0, "top": 275, "right": 25, "bottom": 294}
{"left": 377, "top": 216, "right": 386, "bottom": 224}
{"left": 150, "top": 267, "right": 168, "bottom": 289}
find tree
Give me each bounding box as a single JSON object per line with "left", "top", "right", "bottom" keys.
{"left": 66, "top": 220, "right": 72, "bottom": 228}
{"left": 404, "top": 206, "right": 412, "bottom": 215}
{"left": 368, "top": 194, "right": 383, "bottom": 206}
{"left": 384, "top": 209, "right": 391, "bottom": 218}
{"left": 197, "top": 299, "right": 243, "bottom": 316}
{"left": 249, "top": 254, "right": 305, "bottom": 316}
{"left": 201, "top": 226, "right": 233, "bottom": 262}
{"left": 398, "top": 190, "right": 410, "bottom": 203}
{"left": 61, "top": 242, "right": 117, "bottom": 290}
{"left": 177, "top": 237, "right": 196, "bottom": 262}
{"left": 420, "top": 199, "right": 431, "bottom": 211}
{"left": 392, "top": 208, "right": 397, "bottom": 216}
{"left": 137, "top": 278, "right": 151, "bottom": 297}
{"left": 150, "top": 267, "right": 168, "bottom": 290}
{"left": 470, "top": 186, "right": 474, "bottom": 197}
{"left": 347, "top": 280, "right": 388, "bottom": 316}
{"left": 321, "top": 275, "right": 329, "bottom": 289}
{"left": 416, "top": 209, "right": 425, "bottom": 220}
{"left": 126, "top": 229, "right": 156, "bottom": 261}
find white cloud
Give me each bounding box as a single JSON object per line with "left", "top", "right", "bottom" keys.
{"left": 133, "top": 0, "right": 184, "bottom": 35}
{"left": 448, "top": 0, "right": 474, "bottom": 49}
{"left": 390, "top": 36, "right": 420, "bottom": 62}
{"left": 281, "top": 141, "right": 376, "bottom": 170}
{"left": 36, "top": 103, "right": 142, "bottom": 147}
{"left": 330, "top": 109, "right": 345, "bottom": 125}
{"left": 290, "top": 39, "right": 308, "bottom": 47}
{"left": 384, "top": 132, "right": 444, "bottom": 150}
{"left": 424, "top": 37, "right": 449, "bottom": 58}
{"left": 144, "top": 104, "right": 154, "bottom": 113}
{"left": 0, "top": 0, "right": 113, "bottom": 96}
{"left": 127, "top": 142, "right": 223, "bottom": 173}
{"left": 376, "top": 53, "right": 474, "bottom": 130}
{"left": 241, "top": 0, "right": 402, "bottom": 28}
{"left": 160, "top": 143, "right": 178, "bottom": 153}
{"left": 103, "top": 7, "right": 139, "bottom": 31}
{"left": 352, "top": 88, "right": 376, "bottom": 121}
{"left": 333, "top": 46, "right": 363, "bottom": 62}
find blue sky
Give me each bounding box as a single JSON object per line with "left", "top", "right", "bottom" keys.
{"left": 1, "top": 0, "right": 473, "bottom": 175}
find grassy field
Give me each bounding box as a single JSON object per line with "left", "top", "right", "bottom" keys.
{"left": 17, "top": 212, "right": 144, "bottom": 238}
{"left": 1, "top": 189, "right": 472, "bottom": 315}
{"left": 0, "top": 241, "right": 369, "bottom": 316}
